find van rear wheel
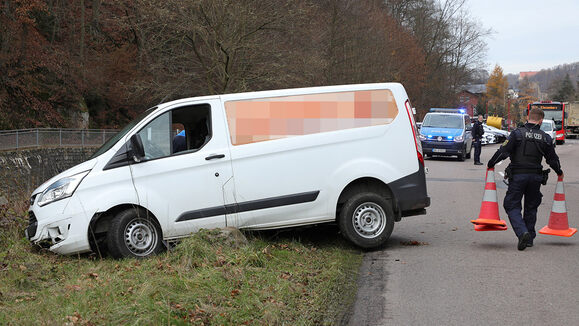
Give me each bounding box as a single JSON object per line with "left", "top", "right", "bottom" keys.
{"left": 107, "top": 208, "right": 164, "bottom": 259}
{"left": 339, "top": 192, "right": 394, "bottom": 249}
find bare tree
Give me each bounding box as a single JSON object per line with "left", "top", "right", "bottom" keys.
{"left": 383, "top": 0, "right": 490, "bottom": 111}
{"left": 125, "top": 0, "right": 297, "bottom": 101}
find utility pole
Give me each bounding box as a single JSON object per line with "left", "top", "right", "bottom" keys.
{"left": 507, "top": 98, "right": 511, "bottom": 131}
{"left": 485, "top": 101, "right": 488, "bottom": 118}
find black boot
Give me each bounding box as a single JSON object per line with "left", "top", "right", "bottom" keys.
{"left": 518, "top": 232, "right": 531, "bottom": 251}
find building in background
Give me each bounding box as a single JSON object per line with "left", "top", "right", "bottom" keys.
{"left": 456, "top": 84, "right": 486, "bottom": 117}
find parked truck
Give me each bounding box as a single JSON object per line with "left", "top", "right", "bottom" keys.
{"left": 565, "top": 101, "right": 579, "bottom": 139}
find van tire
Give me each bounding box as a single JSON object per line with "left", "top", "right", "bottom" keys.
{"left": 457, "top": 153, "right": 465, "bottom": 161}
{"left": 339, "top": 192, "right": 394, "bottom": 249}
{"left": 107, "top": 208, "right": 164, "bottom": 259}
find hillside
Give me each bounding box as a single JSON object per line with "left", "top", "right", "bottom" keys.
{"left": 1, "top": 0, "right": 489, "bottom": 129}
{"left": 506, "top": 62, "right": 579, "bottom": 93}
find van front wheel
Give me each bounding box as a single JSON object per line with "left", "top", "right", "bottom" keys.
{"left": 339, "top": 192, "right": 394, "bottom": 249}
{"left": 107, "top": 208, "right": 164, "bottom": 259}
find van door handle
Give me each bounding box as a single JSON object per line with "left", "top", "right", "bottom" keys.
{"left": 205, "top": 154, "right": 225, "bottom": 160}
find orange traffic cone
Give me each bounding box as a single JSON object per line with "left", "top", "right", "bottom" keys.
{"left": 539, "top": 175, "right": 577, "bottom": 237}
{"left": 471, "top": 168, "right": 507, "bottom": 231}
{"left": 474, "top": 223, "right": 507, "bottom": 231}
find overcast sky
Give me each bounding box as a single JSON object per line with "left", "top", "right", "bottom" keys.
{"left": 466, "top": 0, "right": 579, "bottom": 75}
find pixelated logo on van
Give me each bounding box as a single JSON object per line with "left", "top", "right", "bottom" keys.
{"left": 225, "top": 89, "right": 399, "bottom": 145}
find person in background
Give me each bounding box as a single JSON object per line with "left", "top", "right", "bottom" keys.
{"left": 472, "top": 114, "right": 485, "bottom": 165}
{"left": 173, "top": 130, "right": 186, "bottom": 153}
{"left": 487, "top": 108, "right": 563, "bottom": 250}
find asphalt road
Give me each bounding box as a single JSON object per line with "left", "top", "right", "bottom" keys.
{"left": 346, "top": 139, "right": 579, "bottom": 326}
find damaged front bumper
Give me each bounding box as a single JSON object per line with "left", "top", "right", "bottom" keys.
{"left": 26, "top": 195, "right": 92, "bottom": 255}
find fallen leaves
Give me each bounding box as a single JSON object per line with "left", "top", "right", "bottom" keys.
{"left": 262, "top": 245, "right": 272, "bottom": 256}
{"left": 119, "top": 286, "right": 134, "bottom": 296}
{"left": 262, "top": 296, "right": 285, "bottom": 307}
{"left": 400, "top": 240, "right": 429, "bottom": 246}
{"left": 213, "top": 256, "right": 228, "bottom": 267}
{"left": 65, "top": 284, "right": 83, "bottom": 291}
{"left": 14, "top": 294, "right": 36, "bottom": 303}
{"left": 279, "top": 272, "right": 292, "bottom": 280}
{"left": 66, "top": 312, "right": 82, "bottom": 324}
{"left": 156, "top": 262, "right": 173, "bottom": 271}
{"left": 64, "top": 311, "right": 95, "bottom": 326}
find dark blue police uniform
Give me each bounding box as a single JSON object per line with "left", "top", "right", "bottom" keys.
{"left": 487, "top": 122, "right": 562, "bottom": 250}
{"left": 472, "top": 120, "right": 484, "bottom": 164}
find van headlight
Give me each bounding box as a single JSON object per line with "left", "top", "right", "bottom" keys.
{"left": 419, "top": 134, "right": 426, "bottom": 141}
{"left": 37, "top": 171, "right": 90, "bottom": 207}
{"left": 454, "top": 135, "right": 464, "bottom": 142}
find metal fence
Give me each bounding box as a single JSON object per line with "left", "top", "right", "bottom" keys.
{"left": 0, "top": 128, "right": 119, "bottom": 151}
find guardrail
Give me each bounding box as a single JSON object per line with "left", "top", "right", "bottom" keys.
{"left": 0, "top": 128, "right": 119, "bottom": 151}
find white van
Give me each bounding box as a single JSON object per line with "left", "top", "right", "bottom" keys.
{"left": 26, "top": 83, "right": 430, "bottom": 258}
{"left": 540, "top": 119, "right": 557, "bottom": 147}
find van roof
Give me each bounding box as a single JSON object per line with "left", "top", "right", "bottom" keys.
{"left": 220, "top": 83, "right": 404, "bottom": 102}
{"left": 157, "top": 83, "right": 405, "bottom": 109}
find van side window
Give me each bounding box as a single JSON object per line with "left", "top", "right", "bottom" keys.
{"left": 171, "top": 104, "right": 211, "bottom": 154}
{"left": 136, "top": 104, "right": 211, "bottom": 160}
{"left": 137, "top": 112, "right": 171, "bottom": 159}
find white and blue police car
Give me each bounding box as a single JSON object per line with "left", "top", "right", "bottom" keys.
{"left": 419, "top": 108, "right": 473, "bottom": 161}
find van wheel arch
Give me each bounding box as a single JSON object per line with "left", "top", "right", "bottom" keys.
{"left": 337, "top": 178, "right": 399, "bottom": 222}
{"left": 88, "top": 205, "right": 163, "bottom": 257}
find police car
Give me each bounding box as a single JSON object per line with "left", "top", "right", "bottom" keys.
{"left": 419, "top": 108, "right": 473, "bottom": 161}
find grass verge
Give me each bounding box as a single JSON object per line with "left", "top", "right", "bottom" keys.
{"left": 0, "top": 204, "right": 362, "bottom": 325}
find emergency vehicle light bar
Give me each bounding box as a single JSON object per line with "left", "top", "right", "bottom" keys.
{"left": 429, "top": 108, "right": 466, "bottom": 114}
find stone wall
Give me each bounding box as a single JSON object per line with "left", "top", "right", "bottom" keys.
{"left": 0, "top": 148, "right": 96, "bottom": 205}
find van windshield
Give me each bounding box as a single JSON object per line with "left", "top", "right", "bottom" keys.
{"left": 422, "top": 114, "right": 463, "bottom": 129}
{"left": 89, "top": 108, "right": 157, "bottom": 159}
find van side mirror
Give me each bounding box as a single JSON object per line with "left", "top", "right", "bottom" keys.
{"left": 130, "top": 134, "right": 145, "bottom": 162}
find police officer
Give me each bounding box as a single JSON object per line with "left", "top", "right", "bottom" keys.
{"left": 487, "top": 108, "right": 563, "bottom": 250}
{"left": 472, "top": 114, "right": 485, "bottom": 165}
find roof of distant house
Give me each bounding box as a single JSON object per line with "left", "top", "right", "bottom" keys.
{"left": 462, "top": 84, "right": 486, "bottom": 94}
{"left": 519, "top": 71, "right": 538, "bottom": 79}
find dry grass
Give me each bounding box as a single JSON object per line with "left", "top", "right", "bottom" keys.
{"left": 0, "top": 198, "right": 362, "bottom": 325}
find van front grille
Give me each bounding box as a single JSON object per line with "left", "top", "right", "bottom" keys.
{"left": 27, "top": 211, "right": 38, "bottom": 239}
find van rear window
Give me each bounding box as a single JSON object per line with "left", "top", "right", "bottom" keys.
{"left": 225, "top": 89, "right": 398, "bottom": 145}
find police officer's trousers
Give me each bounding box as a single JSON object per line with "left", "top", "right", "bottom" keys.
{"left": 503, "top": 173, "right": 543, "bottom": 239}
{"left": 473, "top": 139, "right": 482, "bottom": 163}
